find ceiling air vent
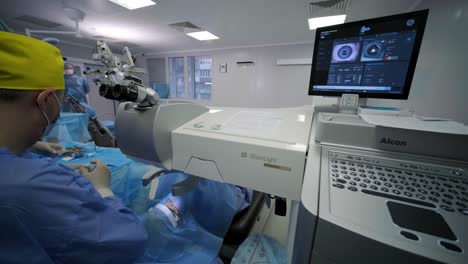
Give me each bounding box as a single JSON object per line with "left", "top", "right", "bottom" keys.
{"left": 15, "top": 15, "right": 62, "bottom": 28}
{"left": 168, "top": 21, "right": 201, "bottom": 33}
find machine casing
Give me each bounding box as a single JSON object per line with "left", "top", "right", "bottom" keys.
{"left": 171, "top": 107, "right": 313, "bottom": 200}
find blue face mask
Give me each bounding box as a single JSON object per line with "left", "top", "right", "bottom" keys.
{"left": 40, "top": 92, "right": 61, "bottom": 137}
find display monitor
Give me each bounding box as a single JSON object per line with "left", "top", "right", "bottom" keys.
{"left": 309, "top": 10, "right": 429, "bottom": 99}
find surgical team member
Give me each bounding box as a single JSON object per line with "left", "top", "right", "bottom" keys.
{"left": 0, "top": 32, "right": 147, "bottom": 263}
{"left": 64, "top": 62, "right": 90, "bottom": 105}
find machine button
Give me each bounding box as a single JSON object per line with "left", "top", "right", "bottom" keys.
{"left": 418, "top": 189, "right": 427, "bottom": 195}
{"left": 385, "top": 168, "right": 393, "bottom": 172}
{"left": 408, "top": 177, "right": 417, "bottom": 182}
{"left": 341, "top": 170, "right": 347, "bottom": 174}
{"left": 456, "top": 185, "right": 466, "bottom": 191}
{"left": 405, "top": 171, "right": 413, "bottom": 176}
{"left": 400, "top": 163, "right": 408, "bottom": 168}
{"left": 401, "top": 181, "right": 409, "bottom": 186}
{"left": 353, "top": 177, "right": 360, "bottom": 182}
{"left": 366, "top": 165, "right": 374, "bottom": 169}
{"left": 359, "top": 183, "right": 367, "bottom": 188}
{"left": 423, "top": 184, "right": 432, "bottom": 190}
{"left": 443, "top": 183, "right": 453, "bottom": 188}
{"left": 384, "top": 183, "right": 392, "bottom": 188}
{"left": 444, "top": 194, "right": 454, "bottom": 200}
{"left": 347, "top": 155, "right": 354, "bottom": 160}
{"left": 449, "top": 178, "right": 459, "bottom": 183}
{"left": 390, "top": 179, "right": 398, "bottom": 184}
{"left": 381, "top": 187, "right": 389, "bottom": 193}
{"left": 379, "top": 177, "right": 387, "bottom": 181}
{"left": 395, "top": 170, "right": 402, "bottom": 173}
{"left": 438, "top": 177, "right": 447, "bottom": 182}
{"left": 364, "top": 179, "right": 371, "bottom": 184}
{"left": 331, "top": 164, "right": 338, "bottom": 168}
{"left": 344, "top": 175, "right": 351, "bottom": 180}
{"left": 370, "top": 175, "right": 377, "bottom": 180}
{"left": 459, "top": 209, "right": 468, "bottom": 215}
{"left": 356, "top": 157, "right": 361, "bottom": 161}
{"left": 404, "top": 192, "right": 413, "bottom": 197}
{"left": 430, "top": 191, "right": 440, "bottom": 197}
{"left": 336, "top": 179, "right": 346, "bottom": 184}
{"left": 406, "top": 187, "right": 416, "bottom": 192}
{"left": 420, "top": 179, "right": 429, "bottom": 184}
{"left": 370, "top": 185, "right": 378, "bottom": 190}
{"left": 426, "top": 175, "right": 435, "bottom": 179}
{"left": 400, "top": 231, "right": 419, "bottom": 241}
{"left": 349, "top": 167, "right": 356, "bottom": 171}
{"left": 330, "top": 153, "right": 338, "bottom": 158}
{"left": 331, "top": 160, "right": 338, "bottom": 163}
{"left": 415, "top": 173, "right": 424, "bottom": 177}
{"left": 455, "top": 202, "right": 466, "bottom": 208}
{"left": 440, "top": 205, "right": 455, "bottom": 212}
{"left": 350, "top": 172, "right": 357, "bottom": 176}
{"left": 332, "top": 173, "right": 339, "bottom": 177}
{"left": 451, "top": 170, "right": 463, "bottom": 176}
{"left": 368, "top": 171, "right": 375, "bottom": 175}
{"left": 347, "top": 186, "right": 358, "bottom": 192}
{"left": 439, "top": 241, "right": 463, "bottom": 253}
{"left": 431, "top": 181, "right": 440, "bottom": 186}
{"left": 332, "top": 183, "right": 345, "bottom": 189}
{"left": 357, "top": 164, "right": 364, "bottom": 168}
{"left": 376, "top": 167, "right": 383, "bottom": 171}
{"left": 435, "top": 187, "right": 445, "bottom": 192}
{"left": 442, "top": 199, "right": 452, "bottom": 205}
{"left": 397, "top": 175, "right": 406, "bottom": 180}
{"left": 359, "top": 169, "right": 365, "bottom": 173}
{"left": 395, "top": 185, "right": 404, "bottom": 190}
{"left": 374, "top": 181, "right": 381, "bottom": 186}
{"left": 392, "top": 190, "right": 401, "bottom": 195}
{"left": 458, "top": 196, "right": 468, "bottom": 202}
{"left": 332, "top": 169, "right": 338, "bottom": 173}
{"left": 340, "top": 161, "right": 346, "bottom": 165}
{"left": 378, "top": 172, "right": 385, "bottom": 176}
{"left": 349, "top": 181, "right": 357, "bottom": 186}
{"left": 428, "top": 197, "right": 439, "bottom": 203}
{"left": 360, "top": 174, "right": 367, "bottom": 178}
{"left": 416, "top": 194, "right": 425, "bottom": 200}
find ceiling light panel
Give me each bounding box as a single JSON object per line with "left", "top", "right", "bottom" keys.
{"left": 108, "top": 0, "right": 156, "bottom": 10}
{"left": 308, "top": 14, "right": 346, "bottom": 30}
{"left": 186, "top": 31, "right": 219, "bottom": 41}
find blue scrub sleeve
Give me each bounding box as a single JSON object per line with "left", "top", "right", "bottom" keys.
{"left": 82, "top": 77, "right": 90, "bottom": 94}
{"left": 8, "top": 161, "right": 148, "bottom": 264}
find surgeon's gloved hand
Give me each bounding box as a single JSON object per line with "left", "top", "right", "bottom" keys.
{"left": 31, "top": 141, "right": 64, "bottom": 155}
{"left": 80, "top": 160, "right": 114, "bottom": 198}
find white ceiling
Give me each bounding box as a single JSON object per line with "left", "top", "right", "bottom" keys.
{"left": 0, "top": 0, "right": 422, "bottom": 54}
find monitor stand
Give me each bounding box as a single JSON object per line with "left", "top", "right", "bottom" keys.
{"left": 314, "top": 94, "right": 367, "bottom": 115}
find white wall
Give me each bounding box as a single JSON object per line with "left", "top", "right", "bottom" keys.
{"left": 143, "top": 0, "right": 468, "bottom": 125}
{"left": 145, "top": 43, "right": 314, "bottom": 108}
{"left": 365, "top": 0, "right": 468, "bottom": 124}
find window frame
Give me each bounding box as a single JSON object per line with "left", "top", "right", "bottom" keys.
{"left": 166, "top": 55, "right": 212, "bottom": 101}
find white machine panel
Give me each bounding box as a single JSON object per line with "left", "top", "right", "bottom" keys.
{"left": 172, "top": 107, "right": 313, "bottom": 200}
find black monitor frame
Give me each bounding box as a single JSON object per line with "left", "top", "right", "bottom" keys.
{"left": 308, "top": 9, "right": 429, "bottom": 99}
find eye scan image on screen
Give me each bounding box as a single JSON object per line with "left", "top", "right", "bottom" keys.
{"left": 309, "top": 11, "right": 428, "bottom": 99}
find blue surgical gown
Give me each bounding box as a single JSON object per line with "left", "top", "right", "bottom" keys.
{"left": 64, "top": 74, "right": 90, "bottom": 104}
{"left": 0, "top": 148, "right": 148, "bottom": 263}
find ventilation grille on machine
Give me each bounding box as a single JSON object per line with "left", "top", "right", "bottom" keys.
{"left": 15, "top": 15, "right": 62, "bottom": 28}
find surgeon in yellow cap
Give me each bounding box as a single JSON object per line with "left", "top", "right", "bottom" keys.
{"left": 0, "top": 32, "right": 147, "bottom": 263}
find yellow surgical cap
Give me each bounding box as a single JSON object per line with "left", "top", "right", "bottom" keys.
{"left": 0, "top": 32, "right": 65, "bottom": 90}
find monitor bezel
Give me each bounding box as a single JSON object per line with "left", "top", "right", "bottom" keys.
{"left": 308, "top": 9, "right": 429, "bottom": 99}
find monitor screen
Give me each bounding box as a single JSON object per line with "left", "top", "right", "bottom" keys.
{"left": 309, "top": 10, "right": 429, "bottom": 99}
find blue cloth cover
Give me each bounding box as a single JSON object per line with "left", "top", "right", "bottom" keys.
{"left": 42, "top": 112, "right": 91, "bottom": 143}
{"left": 135, "top": 172, "right": 253, "bottom": 264}
{"left": 231, "top": 234, "right": 287, "bottom": 264}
